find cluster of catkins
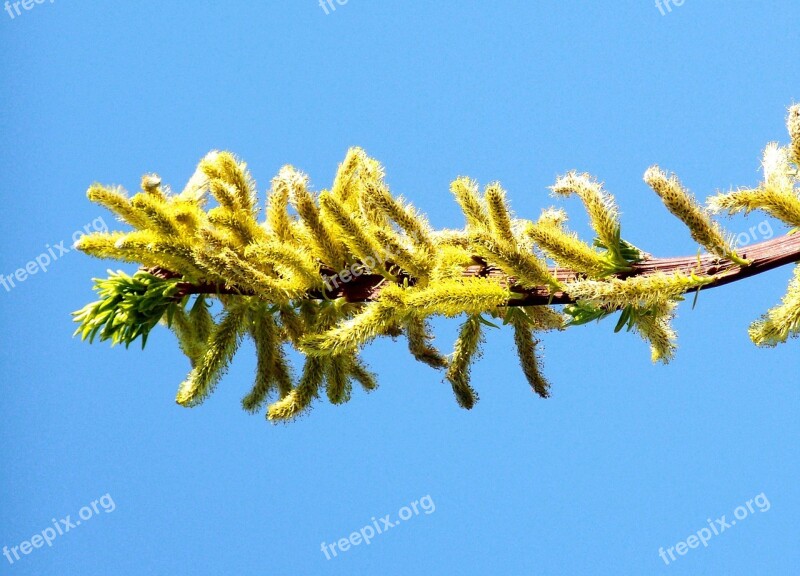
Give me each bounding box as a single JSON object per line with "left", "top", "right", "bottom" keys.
{"left": 74, "top": 106, "right": 800, "bottom": 421}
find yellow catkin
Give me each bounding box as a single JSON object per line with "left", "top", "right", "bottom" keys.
{"left": 245, "top": 241, "right": 321, "bottom": 288}
{"left": 371, "top": 228, "right": 429, "bottom": 280}
{"left": 170, "top": 200, "right": 205, "bottom": 233}
{"left": 551, "top": 172, "right": 620, "bottom": 258}
{"left": 216, "top": 152, "right": 257, "bottom": 214}
{"left": 324, "top": 356, "right": 352, "bottom": 404}
{"left": 112, "top": 230, "right": 199, "bottom": 273}
{"left": 162, "top": 297, "right": 213, "bottom": 368}
{"left": 761, "top": 143, "right": 794, "bottom": 190}
{"left": 749, "top": 264, "right": 800, "bottom": 347}
{"left": 87, "top": 184, "right": 150, "bottom": 229}
{"left": 471, "top": 233, "right": 560, "bottom": 290}
{"left": 193, "top": 248, "right": 293, "bottom": 302}
{"left": 206, "top": 206, "right": 264, "bottom": 245}
{"left": 330, "top": 147, "right": 368, "bottom": 208}
{"left": 167, "top": 307, "right": 207, "bottom": 367}
{"left": 429, "top": 245, "right": 476, "bottom": 282}
{"left": 708, "top": 143, "right": 800, "bottom": 228}
{"left": 74, "top": 232, "right": 130, "bottom": 260}
{"left": 300, "top": 301, "right": 400, "bottom": 356}
{"left": 200, "top": 151, "right": 256, "bottom": 214}
{"left": 564, "top": 272, "right": 713, "bottom": 309}
{"left": 450, "top": 177, "right": 491, "bottom": 231}
{"left": 319, "top": 192, "right": 385, "bottom": 267}
{"left": 787, "top": 104, "right": 800, "bottom": 166}
{"left": 510, "top": 319, "right": 550, "bottom": 398}
{"left": 525, "top": 221, "right": 609, "bottom": 277}
{"left": 175, "top": 303, "right": 249, "bottom": 407}
{"left": 348, "top": 355, "right": 378, "bottom": 391}
{"left": 131, "top": 194, "right": 182, "bottom": 236}
{"left": 709, "top": 186, "right": 800, "bottom": 229}
{"left": 402, "top": 278, "right": 511, "bottom": 317}
{"left": 267, "top": 167, "right": 299, "bottom": 242}
{"left": 633, "top": 301, "right": 678, "bottom": 363}
{"left": 207, "top": 179, "right": 243, "bottom": 212}
{"left": 220, "top": 248, "right": 299, "bottom": 300}
{"left": 644, "top": 166, "right": 748, "bottom": 265}
{"left": 278, "top": 305, "right": 305, "bottom": 344}
{"left": 290, "top": 178, "right": 346, "bottom": 267}
{"left": 242, "top": 310, "right": 281, "bottom": 412}
{"left": 445, "top": 315, "right": 483, "bottom": 409}
{"left": 432, "top": 228, "right": 471, "bottom": 248}
{"left": 537, "top": 207, "right": 569, "bottom": 229}
{"left": 405, "top": 316, "right": 448, "bottom": 369}
{"left": 521, "top": 306, "right": 567, "bottom": 331}
{"left": 356, "top": 160, "right": 391, "bottom": 229}
{"left": 370, "top": 185, "right": 435, "bottom": 251}
{"left": 267, "top": 356, "right": 325, "bottom": 421}
{"left": 484, "top": 183, "right": 515, "bottom": 241}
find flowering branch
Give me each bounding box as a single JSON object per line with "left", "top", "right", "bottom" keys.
{"left": 72, "top": 105, "right": 800, "bottom": 422}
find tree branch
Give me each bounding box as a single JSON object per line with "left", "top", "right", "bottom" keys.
{"left": 168, "top": 232, "right": 800, "bottom": 306}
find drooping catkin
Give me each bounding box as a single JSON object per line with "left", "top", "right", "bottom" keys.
{"left": 167, "top": 295, "right": 215, "bottom": 368}
{"left": 175, "top": 303, "right": 249, "bottom": 407}
{"left": 167, "top": 307, "right": 206, "bottom": 367}
{"left": 405, "top": 316, "right": 448, "bottom": 369}
{"left": 446, "top": 315, "right": 483, "bottom": 409}
{"left": 632, "top": 301, "right": 678, "bottom": 363}
{"left": 300, "top": 301, "right": 401, "bottom": 356}
{"left": 324, "top": 356, "right": 352, "bottom": 405}
{"left": 75, "top": 115, "right": 800, "bottom": 421}
{"left": 267, "top": 356, "right": 325, "bottom": 421}
{"left": 348, "top": 355, "right": 378, "bottom": 392}
{"left": 749, "top": 264, "right": 800, "bottom": 347}
{"left": 242, "top": 310, "right": 281, "bottom": 412}
{"left": 511, "top": 320, "right": 550, "bottom": 398}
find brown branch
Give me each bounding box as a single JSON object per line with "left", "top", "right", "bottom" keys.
{"left": 167, "top": 233, "right": 800, "bottom": 306}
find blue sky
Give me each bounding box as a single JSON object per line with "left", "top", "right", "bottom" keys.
{"left": 1, "top": 2, "right": 798, "bottom": 574}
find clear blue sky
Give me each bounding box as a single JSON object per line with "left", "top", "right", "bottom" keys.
{"left": 1, "top": 2, "right": 798, "bottom": 574}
